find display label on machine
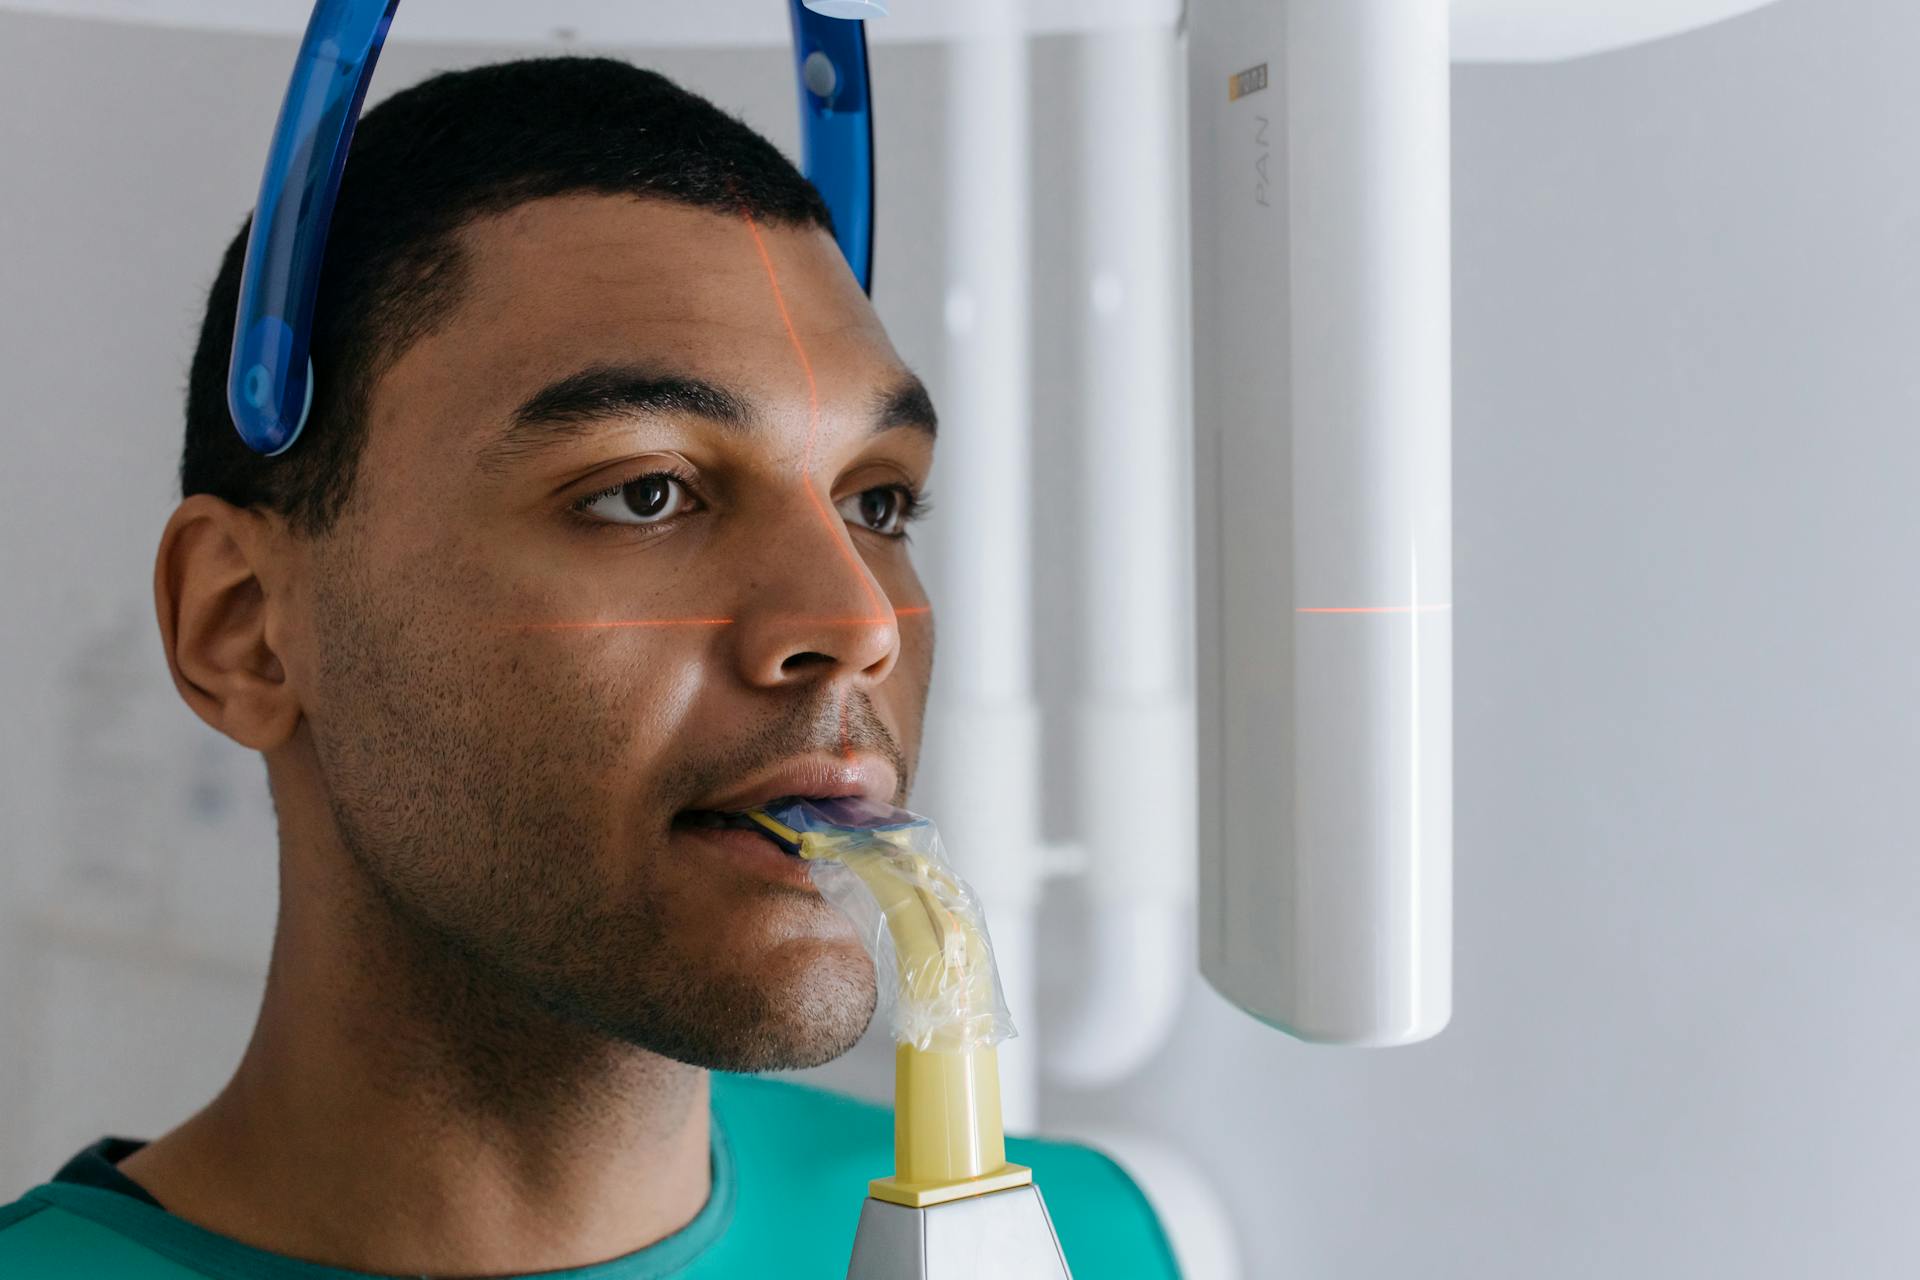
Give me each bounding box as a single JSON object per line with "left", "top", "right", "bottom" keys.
{"left": 1228, "top": 62, "right": 1269, "bottom": 101}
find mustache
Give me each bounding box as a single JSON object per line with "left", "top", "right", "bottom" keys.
{"left": 663, "top": 690, "right": 908, "bottom": 812}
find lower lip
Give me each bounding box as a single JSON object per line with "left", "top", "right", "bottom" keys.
{"left": 672, "top": 825, "right": 819, "bottom": 891}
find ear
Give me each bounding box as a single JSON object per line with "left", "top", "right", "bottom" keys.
{"left": 153, "top": 495, "right": 303, "bottom": 751}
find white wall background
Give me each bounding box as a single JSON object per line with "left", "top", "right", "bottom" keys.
{"left": 1, "top": 0, "right": 1915, "bottom": 1275}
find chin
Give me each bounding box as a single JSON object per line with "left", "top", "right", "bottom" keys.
{"left": 599, "top": 932, "right": 876, "bottom": 1073}
{"left": 715, "top": 941, "right": 878, "bottom": 1072}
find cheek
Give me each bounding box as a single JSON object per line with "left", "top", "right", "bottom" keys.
{"left": 326, "top": 546, "right": 707, "bottom": 816}
{"left": 403, "top": 523, "right": 726, "bottom": 777}
{"left": 486, "top": 630, "right": 711, "bottom": 790}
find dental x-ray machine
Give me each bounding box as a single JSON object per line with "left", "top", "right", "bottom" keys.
{"left": 224, "top": 0, "right": 1466, "bottom": 1274}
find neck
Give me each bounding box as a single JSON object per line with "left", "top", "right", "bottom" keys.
{"left": 118, "top": 823, "right": 712, "bottom": 1275}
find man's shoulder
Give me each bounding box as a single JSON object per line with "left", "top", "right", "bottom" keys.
{"left": 0, "top": 1187, "right": 206, "bottom": 1277}
{"left": 714, "top": 1073, "right": 1182, "bottom": 1278}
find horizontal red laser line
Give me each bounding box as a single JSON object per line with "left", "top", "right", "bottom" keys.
{"left": 1296, "top": 604, "right": 1453, "bottom": 614}
{"left": 506, "top": 618, "right": 737, "bottom": 631}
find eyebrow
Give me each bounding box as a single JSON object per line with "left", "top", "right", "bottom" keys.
{"left": 872, "top": 374, "right": 939, "bottom": 439}
{"left": 482, "top": 362, "right": 936, "bottom": 469}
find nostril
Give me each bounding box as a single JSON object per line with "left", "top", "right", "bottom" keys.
{"left": 779, "top": 650, "right": 836, "bottom": 674}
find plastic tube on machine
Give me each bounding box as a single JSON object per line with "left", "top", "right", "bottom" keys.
{"left": 1188, "top": 0, "right": 1454, "bottom": 1045}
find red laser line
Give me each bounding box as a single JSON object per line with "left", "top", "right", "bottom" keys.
{"left": 505, "top": 618, "right": 737, "bottom": 632}
{"left": 739, "top": 207, "right": 903, "bottom": 760}
{"left": 738, "top": 213, "right": 891, "bottom": 622}
{"left": 793, "top": 611, "right": 931, "bottom": 626}
{"left": 500, "top": 210, "right": 930, "bottom": 769}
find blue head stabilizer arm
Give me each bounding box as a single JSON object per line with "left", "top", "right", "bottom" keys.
{"left": 228, "top": 0, "right": 876, "bottom": 456}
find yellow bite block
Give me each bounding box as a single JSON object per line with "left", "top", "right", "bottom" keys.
{"left": 743, "top": 806, "right": 1017, "bottom": 1208}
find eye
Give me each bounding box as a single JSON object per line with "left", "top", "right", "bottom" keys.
{"left": 838, "top": 484, "right": 922, "bottom": 537}
{"left": 578, "top": 472, "right": 697, "bottom": 526}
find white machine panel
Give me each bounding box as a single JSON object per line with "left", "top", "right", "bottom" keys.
{"left": 1190, "top": 0, "right": 1453, "bottom": 1045}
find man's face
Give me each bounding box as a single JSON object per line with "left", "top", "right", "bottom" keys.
{"left": 292, "top": 195, "right": 933, "bottom": 1070}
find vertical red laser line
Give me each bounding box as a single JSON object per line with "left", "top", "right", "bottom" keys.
{"left": 739, "top": 208, "right": 897, "bottom": 761}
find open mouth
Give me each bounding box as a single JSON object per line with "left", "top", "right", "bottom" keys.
{"left": 672, "top": 801, "right": 808, "bottom": 855}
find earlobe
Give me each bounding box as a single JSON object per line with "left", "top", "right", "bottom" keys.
{"left": 153, "top": 495, "right": 303, "bottom": 752}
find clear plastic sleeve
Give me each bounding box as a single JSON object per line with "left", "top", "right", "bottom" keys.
{"left": 762, "top": 798, "right": 1017, "bottom": 1053}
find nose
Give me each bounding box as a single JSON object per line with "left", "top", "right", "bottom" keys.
{"left": 732, "top": 494, "right": 902, "bottom": 690}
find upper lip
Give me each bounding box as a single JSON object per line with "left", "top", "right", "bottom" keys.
{"left": 683, "top": 753, "right": 898, "bottom": 815}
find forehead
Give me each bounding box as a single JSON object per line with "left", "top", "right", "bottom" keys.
{"left": 373, "top": 193, "right": 896, "bottom": 450}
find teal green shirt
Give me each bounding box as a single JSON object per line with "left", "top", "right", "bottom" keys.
{"left": 0, "top": 1073, "right": 1179, "bottom": 1278}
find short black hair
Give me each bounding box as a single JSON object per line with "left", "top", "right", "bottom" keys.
{"left": 181, "top": 57, "right": 835, "bottom": 536}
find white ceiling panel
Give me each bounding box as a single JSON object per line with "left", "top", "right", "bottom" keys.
{"left": 0, "top": 0, "right": 1795, "bottom": 61}
{"left": 1451, "top": 0, "right": 1789, "bottom": 62}
{"left": 0, "top": 0, "right": 1177, "bottom": 45}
